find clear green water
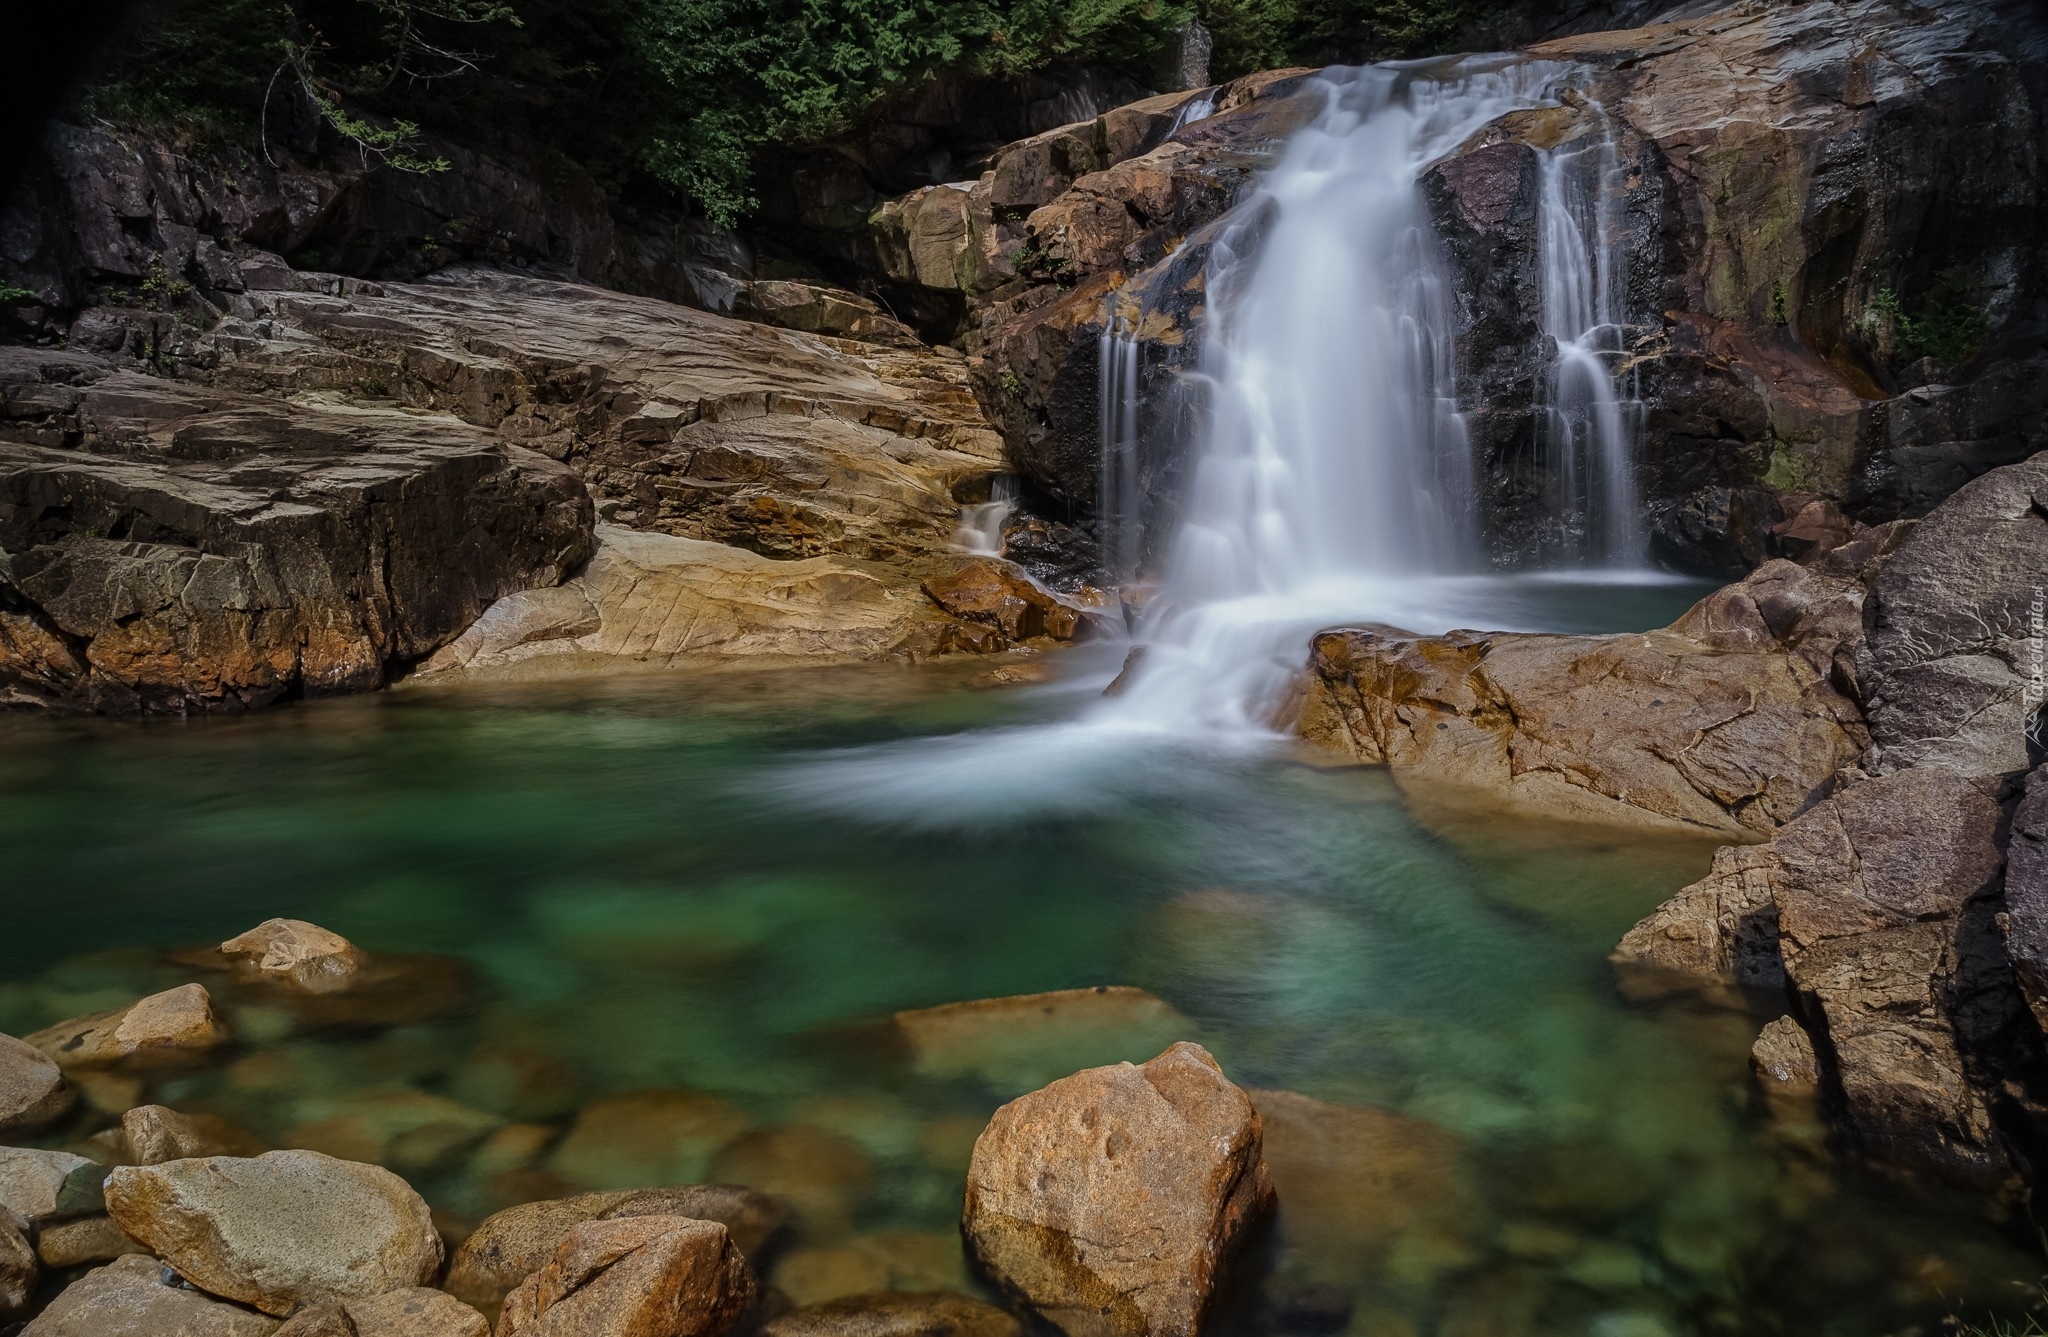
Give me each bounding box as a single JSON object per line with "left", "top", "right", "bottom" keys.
{"left": 0, "top": 648, "right": 2038, "bottom": 1336}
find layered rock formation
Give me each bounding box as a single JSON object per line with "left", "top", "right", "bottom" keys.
{"left": 1, "top": 254, "right": 1074, "bottom": 708}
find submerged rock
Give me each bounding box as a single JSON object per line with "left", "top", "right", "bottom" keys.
{"left": 892, "top": 986, "right": 1193, "bottom": 1094}
{"left": 21, "top": 1252, "right": 279, "bottom": 1336}
{"left": 0, "top": 1032, "right": 74, "bottom": 1133}
{"left": 121, "top": 1105, "right": 268, "bottom": 1165}
{"left": 1299, "top": 560, "right": 1868, "bottom": 835}
{"left": 547, "top": 1092, "right": 752, "bottom": 1192}
{"left": 1248, "top": 1088, "right": 1475, "bottom": 1283}
{"left": 961, "top": 1041, "right": 1273, "bottom": 1337}
{"left": 283, "top": 1087, "right": 502, "bottom": 1178}
{"left": 708, "top": 1126, "right": 873, "bottom": 1238}
{"left": 28, "top": 983, "right": 229, "bottom": 1067}
{"left": 496, "top": 1215, "right": 756, "bottom": 1337}
{"left": 106, "top": 1149, "right": 443, "bottom": 1316}
{"left": 760, "top": 1292, "right": 1021, "bottom": 1337}
{"left": 445, "top": 1184, "right": 781, "bottom": 1317}
{"left": 218, "top": 921, "right": 368, "bottom": 993}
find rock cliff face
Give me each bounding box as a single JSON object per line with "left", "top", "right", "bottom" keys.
{"left": 862, "top": 0, "right": 2048, "bottom": 585}
{"left": 1607, "top": 451, "right": 2048, "bottom": 1190}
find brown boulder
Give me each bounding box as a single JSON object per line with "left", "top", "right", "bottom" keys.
{"left": 20, "top": 1252, "right": 279, "bottom": 1336}
{"left": 496, "top": 1215, "right": 755, "bottom": 1337}
{"left": 106, "top": 1150, "right": 443, "bottom": 1316}
{"left": 445, "top": 1185, "right": 781, "bottom": 1318}
{"left": 760, "top": 1293, "right": 1021, "bottom": 1337}
{"left": 961, "top": 1041, "right": 1273, "bottom": 1337}
{"left": 219, "top": 920, "right": 369, "bottom": 993}
{"left": 1298, "top": 561, "right": 1869, "bottom": 836}
{"left": 28, "top": 983, "right": 229, "bottom": 1067}
{"left": 0, "top": 1032, "right": 74, "bottom": 1133}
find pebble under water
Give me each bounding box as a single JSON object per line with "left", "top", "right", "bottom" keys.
{"left": 1, "top": 633, "right": 2042, "bottom": 1336}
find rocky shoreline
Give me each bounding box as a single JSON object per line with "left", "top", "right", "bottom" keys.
{"left": 1294, "top": 448, "right": 2048, "bottom": 1200}
{"left": 0, "top": 918, "right": 1357, "bottom": 1337}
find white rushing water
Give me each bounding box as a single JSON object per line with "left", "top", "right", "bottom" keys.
{"left": 951, "top": 475, "right": 1020, "bottom": 558}
{"left": 788, "top": 58, "right": 1675, "bottom": 822}
{"left": 1534, "top": 102, "right": 1647, "bottom": 567}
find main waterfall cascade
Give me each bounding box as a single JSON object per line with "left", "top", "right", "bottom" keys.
{"left": 1095, "top": 57, "right": 1648, "bottom": 737}
{"left": 785, "top": 59, "right": 1667, "bottom": 821}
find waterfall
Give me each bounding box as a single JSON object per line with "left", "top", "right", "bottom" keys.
{"left": 1098, "top": 299, "right": 1144, "bottom": 582}
{"left": 1099, "top": 59, "right": 1586, "bottom": 736}
{"left": 951, "top": 475, "right": 1019, "bottom": 557}
{"left": 769, "top": 59, "right": 1667, "bottom": 824}
{"left": 1534, "top": 109, "right": 1646, "bottom": 567}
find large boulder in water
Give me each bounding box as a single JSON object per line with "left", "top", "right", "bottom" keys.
{"left": 1298, "top": 559, "right": 1869, "bottom": 835}
{"left": 105, "top": 1150, "right": 443, "bottom": 1316}
{"left": 961, "top": 1041, "right": 1273, "bottom": 1337}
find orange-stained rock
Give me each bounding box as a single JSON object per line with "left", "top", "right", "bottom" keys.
{"left": 922, "top": 560, "right": 1080, "bottom": 646}
{"left": 495, "top": 1215, "right": 755, "bottom": 1337}
{"left": 760, "top": 1292, "right": 1021, "bottom": 1337}
{"left": 961, "top": 1042, "right": 1273, "bottom": 1337}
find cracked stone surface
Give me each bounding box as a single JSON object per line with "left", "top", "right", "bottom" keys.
{"left": 1297, "top": 558, "right": 1869, "bottom": 835}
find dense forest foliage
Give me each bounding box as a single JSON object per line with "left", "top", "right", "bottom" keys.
{"left": 75, "top": 0, "right": 1517, "bottom": 224}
